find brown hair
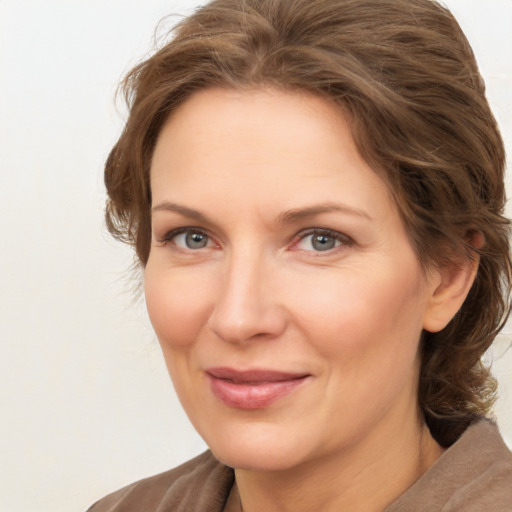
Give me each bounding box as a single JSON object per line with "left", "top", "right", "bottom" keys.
{"left": 105, "top": 0, "right": 511, "bottom": 446}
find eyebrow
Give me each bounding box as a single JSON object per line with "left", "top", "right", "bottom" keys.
{"left": 277, "top": 203, "right": 373, "bottom": 223}
{"left": 151, "top": 201, "right": 372, "bottom": 223}
{"left": 151, "top": 201, "right": 212, "bottom": 224}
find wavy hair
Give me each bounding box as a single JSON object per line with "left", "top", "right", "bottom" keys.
{"left": 105, "top": 0, "right": 511, "bottom": 446}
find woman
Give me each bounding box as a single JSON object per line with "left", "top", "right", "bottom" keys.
{"left": 88, "top": 0, "right": 512, "bottom": 510}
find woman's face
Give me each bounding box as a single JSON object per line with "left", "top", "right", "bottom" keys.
{"left": 145, "top": 87, "right": 442, "bottom": 471}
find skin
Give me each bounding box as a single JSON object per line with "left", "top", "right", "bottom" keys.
{"left": 145, "top": 87, "right": 477, "bottom": 512}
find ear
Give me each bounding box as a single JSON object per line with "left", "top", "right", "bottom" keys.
{"left": 422, "top": 236, "right": 482, "bottom": 333}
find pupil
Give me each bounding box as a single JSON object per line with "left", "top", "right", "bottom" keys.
{"left": 186, "top": 232, "right": 207, "bottom": 248}
{"left": 312, "top": 234, "right": 335, "bottom": 251}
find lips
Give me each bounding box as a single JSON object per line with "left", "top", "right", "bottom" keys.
{"left": 206, "top": 367, "right": 310, "bottom": 409}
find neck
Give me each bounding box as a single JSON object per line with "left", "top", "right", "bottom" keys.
{"left": 230, "top": 415, "right": 443, "bottom": 512}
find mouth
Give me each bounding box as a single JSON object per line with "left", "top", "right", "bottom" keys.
{"left": 205, "top": 367, "right": 310, "bottom": 409}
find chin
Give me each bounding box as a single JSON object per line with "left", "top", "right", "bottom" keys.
{"left": 201, "top": 423, "right": 315, "bottom": 472}
{"left": 213, "top": 444, "right": 306, "bottom": 472}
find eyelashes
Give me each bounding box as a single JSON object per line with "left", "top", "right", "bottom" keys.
{"left": 156, "top": 226, "right": 353, "bottom": 255}
{"left": 292, "top": 229, "right": 353, "bottom": 253}
{"left": 157, "top": 227, "right": 215, "bottom": 250}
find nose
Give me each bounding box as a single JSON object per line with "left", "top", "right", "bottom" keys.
{"left": 207, "top": 251, "right": 287, "bottom": 344}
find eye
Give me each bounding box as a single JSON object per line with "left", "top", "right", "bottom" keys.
{"left": 178, "top": 231, "right": 210, "bottom": 249}
{"left": 294, "top": 229, "right": 351, "bottom": 252}
{"left": 160, "top": 228, "right": 215, "bottom": 250}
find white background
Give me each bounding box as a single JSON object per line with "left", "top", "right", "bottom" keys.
{"left": 0, "top": 1, "right": 511, "bottom": 511}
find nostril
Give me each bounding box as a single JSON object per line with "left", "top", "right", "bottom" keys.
{"left": 207, "top": 258, "right": 288, "bottom": 343}
{"left": 207, "top": 301, "right": 287, "bottom": 344}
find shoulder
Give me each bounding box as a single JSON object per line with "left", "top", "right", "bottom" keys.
{"left": 387, "top": 418, "right": 512, "bottom": 511}
{"left": 86, "top": 450, "right": 234, "bottom": 512}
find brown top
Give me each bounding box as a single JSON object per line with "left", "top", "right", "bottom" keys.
{"left": 87, "top": 418, "right": 512, "bottom": 512}
{"left": 384, "top": 418, "right": 512, "bottom": 511}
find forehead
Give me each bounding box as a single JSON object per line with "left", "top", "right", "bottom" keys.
{"left": 150, "top": 87, "right": 397, "bottom": 221}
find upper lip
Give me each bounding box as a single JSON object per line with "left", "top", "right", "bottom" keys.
{"left": 206, "top": 367, "right": 310, "bottom": 383}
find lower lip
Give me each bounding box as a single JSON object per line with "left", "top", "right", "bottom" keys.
{"left": 208, "top": 375, "right": 308, "bottom": 409}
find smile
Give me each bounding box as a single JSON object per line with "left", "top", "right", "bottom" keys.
{"left": 206, "top": 368, "right": 310, "bottom": 409}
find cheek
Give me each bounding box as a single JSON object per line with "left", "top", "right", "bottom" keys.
{"left": 288, "top": 263, "right": 427, "bottom": 360}
{"left": 144, "top": 264, "right": 214, "bottom": 348}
